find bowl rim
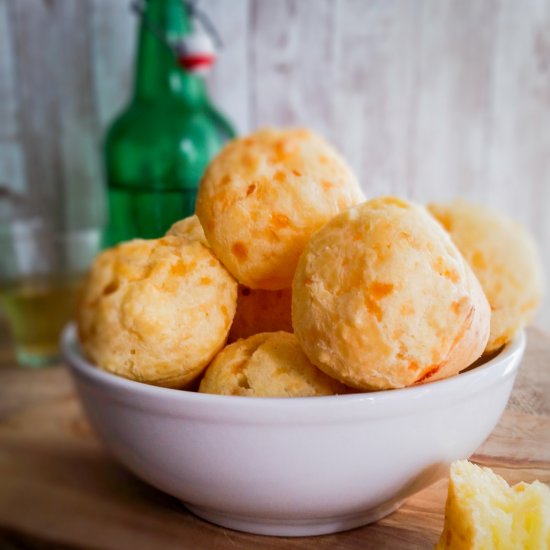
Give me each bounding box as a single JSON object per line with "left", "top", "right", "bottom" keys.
{"left": 62, "top": 323, "right": 525, "bottom": 413}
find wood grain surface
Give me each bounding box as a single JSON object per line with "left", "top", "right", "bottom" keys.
{"left": 0, "top": 326, "right": 548, "bottom": 550}
{"left": 0, "top": 0, "right": 549, "bottom": 329}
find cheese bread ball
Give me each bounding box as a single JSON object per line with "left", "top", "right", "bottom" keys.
{"left": 428, "top": 200, "right": 544, "bottom": 352}
{"left": 292, "top": 197, "right": 491, "bottom": 391}
{"left": 77, "top": 236, "right": 237, "bottom": 388}
{"left": 228, "top": 287, "right": 293, "bottom": 342}
{"left": 196, "top": 128, "right": 364, "bottom": 290}
{"left": 166, "top": 214, "right": 208, "bottom": 246}
{"left": 199, "top": 332, "right": 348, "bottom": 397}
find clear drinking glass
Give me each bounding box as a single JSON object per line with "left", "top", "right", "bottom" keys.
{"left": 0, "top": 216, "right": 100, "bottom": 367}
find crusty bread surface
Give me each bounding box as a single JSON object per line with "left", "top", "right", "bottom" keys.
{"left": 196, "top": 128, "right": 364, "bottom": 290}
{"left": 292, "top": 196, "right": 491, "bottom": 390}
{"left": 429, "top": 200, "right": 543, "bottom": 352}
{"left": 199, "top": 331, "right": 349, "bottom": 397}
{"left": 77, "top": 236, "right": 237, "bottom": 388}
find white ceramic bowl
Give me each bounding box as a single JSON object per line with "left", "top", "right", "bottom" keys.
{"left": 62, "top": 324, "right": 525, "bottom": 537}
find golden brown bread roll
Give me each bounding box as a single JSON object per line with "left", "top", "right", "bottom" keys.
{"left": 77, "top": 236, "right": 237, "bottom": 388}
{"left": 428, "top": 200, "right": 544, "bottom": 352}
{"left": 166, "top": 214, "right": 208, "bottom": 246}
{"left": 196, "top": 128, "right": 364, "bottom": 290}
{"left": 228, "top": 286, "right": 293, "bottom": 342}
{"left": 199, "top": 332, "right": 348, "bottom": 397}
{"left": 292, "top": 196, "right": 491, "bottom": 391}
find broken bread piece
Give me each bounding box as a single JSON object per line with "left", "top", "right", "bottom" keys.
{"left": 435, "top": 460, "right": 550, "bottom": 549}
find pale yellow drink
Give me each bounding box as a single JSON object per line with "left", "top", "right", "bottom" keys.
{"left": 0, "top": 275, "right": 81, "bottom": 367}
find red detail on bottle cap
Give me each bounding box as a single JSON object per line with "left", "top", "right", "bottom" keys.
{"left": 178, "top": 53, "right": 216, "bottom": 72}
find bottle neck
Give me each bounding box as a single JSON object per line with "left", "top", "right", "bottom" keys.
{"left": 133, "top": 0, "right": 209, "bottom": 105}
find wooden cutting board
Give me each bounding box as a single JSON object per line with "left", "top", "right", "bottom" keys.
{"left": 0, "top": 327, "right": 549, "bottom": 550}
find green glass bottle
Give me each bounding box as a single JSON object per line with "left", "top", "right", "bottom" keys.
{"left": 103, "top": 0, "right": 235, "bottom": 247}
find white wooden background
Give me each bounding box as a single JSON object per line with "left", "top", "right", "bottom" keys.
{"left": 1, "top": 0, "right": 549, "bottom": 328}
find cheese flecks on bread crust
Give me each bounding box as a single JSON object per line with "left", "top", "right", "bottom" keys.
{"left": 77, "top": 236, "right": 237, "bottom": 388}
{"left": 196, "top": 128, "right": 364, "bottom": 290}
{"left": 292, "top": 197, "right": 491, "bottom": 391}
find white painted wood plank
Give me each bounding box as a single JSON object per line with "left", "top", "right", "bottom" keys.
{"left": 0, "top": 0, "right": 26, "bottom": 194}
{"left": 203, "top": 0, "right": 251, "bottom": 134}
{"left": 55, "top": 1, "right": 104, "bottom": 230}
{"left": 6, "top": 0, "right": 63, "bottom": 216}
{"left": 249, "top": 0, "right": 336, "bottom": 136}
{"left": 0, "top": 0, "right": 19, "bottom": 141}
{"left": 7, "top": 0, "right": 103, "bottom": 229}
{"left": 90, "top": 0, "right": 137, "bottom": 132}
{"left": 406, "top": 0, "right": 499, "bottom": 205}
{"left": 485, "top": 0, "right": 550, "bottom": 224}
{"left": 0, "top": 143, "right": 26, "bottom": 195}
{"left": 332, "top": 0, "right": 418, "bottom": 198}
